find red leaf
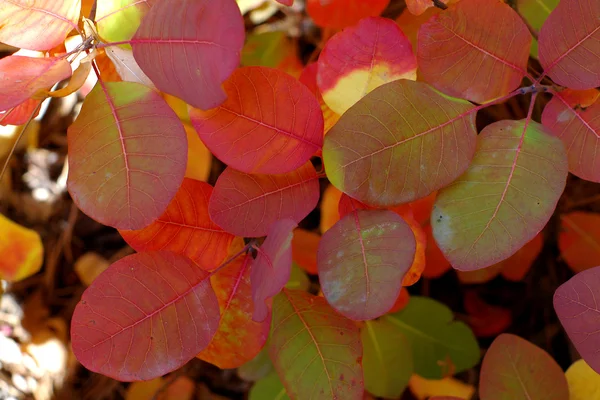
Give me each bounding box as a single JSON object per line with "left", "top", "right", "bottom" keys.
{"left": 558, "top": 212, "right": 600, "bottom": 274}
{"left": 0, "top": 99, "right": 41, "bottom": 126}
{"left": 251, "top": 219, "right": 296, "bottom": 322}
{"left": 307, "top": 0, "right": 390, "bottom": 29}
{"left": 417, "top": 0, "right": 531, "bottom": 103}
{"left": 119, "top": 179, "right": 234, "bottom": 270}
{"left": 291, "top": 228, "right": 320, "bottom": 275}
{"left": 554, "top": 266, "right": 600, "bottom": 374}
{"left": 71, "top": 251, "right": 220, "bottom": 381}
{"left": 67, "top": 81, "right": 187, "bottom": 230}
{"left": 208, "top": 162, "right": 320, "bottom": 237}
{"left": 298, "top": 62, "right": 340, "bottom": 135}
{"left": 318, "top": 209, "right": 416, "bottom": 320}
{"left": 463, "top": 291, "right": 511, "bottom": 337}
{"left": 190, "top": 66, "right": 323, "bottom": 174}
{"left": 0, "top": 56, "right": 71, "bottom": 111}
{"left": 197, "top": 250, "right": 270, "bottom": 368}
{"left": 0, "top": 1, "right": 80, "bottom": 50}
{"left": 131, "top": 0, "right": 245, "bottom": 110}
{"left": 538, "top": 0, "right": 600, "bottom": 90}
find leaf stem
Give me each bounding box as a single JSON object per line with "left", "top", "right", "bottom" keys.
{"left": 209, "top": 240, "right": 255, "bottom": 276}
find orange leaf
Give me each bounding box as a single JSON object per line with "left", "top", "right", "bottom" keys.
{"left": 307, "top": 0, "right": 390, "bottom": 29}
{"left": 499, "top": 233, "right": 543, "bottom": 281}
{"left": 422, "top": 224, "right": 451, "bottom": 279}
{"left": 320, "top": 184, "right": 343, "bottom": 233}
{"left": 559, "top": 212, "right": 600, "bottom": 273}
{"left": 291, "top": 228, "right": 320, "bottom": 275}
{"left": 0, "top": 214, "right": 43, "bottom": 282}
{"left": 463, "top": 291, "right": 511, "bottom": 337}
{"left": 184, "top": 124, "right": 212, "bottom": 182}
{"left": 299, "top": 62, "right": 340, "bottom": 135}
{"left": 387, "top": 287, "right": 410, "bottom": 314}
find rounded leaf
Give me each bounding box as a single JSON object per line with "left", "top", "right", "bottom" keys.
{"left": 0, "top": 214, "right": 43, "bottom": 282}
{"left": 558, "top": 212, "right": 600, "bottom": 274}
{"left": 565, "top": 359, "right": 600, "bottom": 400}
{"left": 318, "top": 209, "right": 416, "bottom": 320}
{"left": 67, "top": 81, "right": 187, "bottom": 230}
{"left": 96, "top": 0, "right": 154, "bottom": 43}
{"left": 307, "top": 0, "right": 389, "bottom": 29}
{"left": 190, "top": 66, "right": 323, "bottom": 174}
{"left": 323, "top": 79, "right": 477, "bottom": 207}
{"left": 71, "top": 251, "right": 220, "bottom": 381}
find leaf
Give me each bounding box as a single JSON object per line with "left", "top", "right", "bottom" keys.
{"left": 183, "top": 123, "right": 212, "bottom": 182}
{"left": 306, "top": 0, "right": 390, "bottom": 29}
{"left": 565, "top": 359, "right": 600, "bottom": 400}
{"left": 385, "top": 296, "right": 480, "bottom": 379}
{"left": 71, "top": 251, "right": 220, "bottom": 381}
{"left": 432, "top": 119, "right": 568, "bottom": 271}
{"left": 317, "top": 17, "right": 417, "bottom": 115}
{"left": 0, "top": 0, "right": 80, "bottom": 50}
{"left": 67, "top": 81, "right": 188, "bottom": 230}
{"left": 542, "top": 89, "right": 600, "bottom": 182}
{"left": 538, "top": 0, "right": 600, "bottom": 90}
{"left": 516, "top": 0, "right": 559, "bottom": 58}
{"left": 291, "top": 229, "right": 320, "bottom": 275}
{"left": 241, "top": 31, "right": 299, "bottom": 73}
{"left": 409, "top": 375, "right": 474, "bottom": 400}
{"left": 423, "top": 224, "right": 451, "bottom": 279}
{"left": 125, "top": 376, "right": 195, "bottom": 400}
{"left": 323, "top": 79, "right": 477, "bottom": 207}
{"left": 417, "top": 0, "right": 531, "bottom": 103}
{"left": 0, "top": 99, "right": 41, "bottom": 126}
{"left": 299, "top": 62, "right": 340, "bottom": 135}
{"left": 251, "top": 219, "right": 296, "bottom": 322}
{"left": 239, "top": 347, "right": 275, "bottom": 382}
{"left": 286, "top": 263, "right": 310, "bottom": 291}
{"left": 119, "top": 179, "right": 232, "bottom": 270}
{"left": 318, "top": 209, "right": 416, "bottom": 320}
{"left": 0, "top": 56, "right": 72, "bottom": 111}
{"left": 208, "top": 163, "right": 319, "bottom": 237}
{"left": 361, "top": 319, "right": 413, "bottom": 398}
{"left": 105, "top": 46, "right": 155, "bottom": 88}
{"left": 499, "top": 232, "right": 543, "bottom": 281}
{"left": 190, "top": 66, "right": 324, "bottom": 174}
{"left": 320, "top": 184, "right": 342, "bottom": 234}
{"left": 131, "top": 0, "right": 245, "bottom": 110}
{"left": 558, "top": 212, "right": 600, "bottom": 273}
{"left": 456, "top": 264, "right": 503, "bottom": 285}
{"left": 268, "top": 289, "right": 364, "bottom": 400}
{"left": 74, "top": 252, "right": 110, "bottom": 286}
{"left": 387, "top": 287, "right": 410, "bottom": 314}
{"left": 406, "top": 0, "right": 450, "bottom": 15}
{"left": 554, "top": 266, "right": 600, "bottom": 374}
{"left": 250, "top": 373, "right": 291, "bottom": 400}
{"left": 463, "top": 291, "right": 511, "bottom": 337}
{"left": 197, "top": 252, "right": 270, "bottom": 369}
{"left": 96, "top": 0, "right": 154, "bottom": 44}
{"left": 479, "top": 333, "right": 569, "bottom": 400}
{"left": 275, "top": 0, "right": 293, "bottom": 5}
{"left": 0, "top": 214, "right": 43, "bottom": 282}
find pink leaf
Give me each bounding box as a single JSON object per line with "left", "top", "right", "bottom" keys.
{"left": 554, "top": 266, "right": 600, "bottom": 374}
{"left": 538, "top": 0, "right": 600, "bottom": 90}
{"left": 251, "top": 219, "right": 296, "bottom": 322}
{"left": 208, "top": 162, "right": 319, "bottom": 237}
{"left": 189, "top": 66, "right": 323, "bottom": 174}
{"left": 131, "top": 0, "right": 245, "bottom": 110}
{"left": 318, "top": 209, "right": 416, "bottom": 320}
{"left": 276, "top": 0, "right": 293, "bottom": 5}
{"left": 71, "top": 251, "right": 220, "bottom": 381}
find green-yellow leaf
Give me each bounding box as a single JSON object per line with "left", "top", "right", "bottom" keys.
{"left": 250, "top": 373, "right": 291, "bottom": 400}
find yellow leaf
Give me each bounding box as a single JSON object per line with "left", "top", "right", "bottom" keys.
{"left": 74, "top": 252, "right": 110, "bottom": 286}
{"left": 184, "top": 124, "right": 212, "bottom": 182}
{"left": 409, "top": 374, "right": 474, "bottom": 400}
{"left": 566, "top": 359, "right": 600, "bottom": 400}
{"left": 0, "top": 214, "right": 43, "bottom": 282}
{"left": 126, "top": 378, "right": 165, "bottom": 400}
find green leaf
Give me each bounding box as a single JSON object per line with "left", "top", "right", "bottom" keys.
{"left": 269, "top": 289, "right": 364, "bottom": 400}
{"left": 241, "top": 31, "right": 292, "bottom": 68}
{"left": 96, "top": 0, "right": 154, "bottom": 44}
{"left": 285, "top": 263, "right": 310, "bottom": 291}
{"left": 432, "top": 119, "right": 568, "bottom": 271}
{"left": 517, "top": 0, "right": 559, "bottom": 58}
{"left": 361, "top": 319, "right": 413, "bottom": 398}
{"left": 384, "top": 296, "right": 480, "bottom": 379}
{"left": 250, "top": 373, "right": 291, "bottom": 400}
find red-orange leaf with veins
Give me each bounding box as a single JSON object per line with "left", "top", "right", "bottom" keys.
{"left": 119, "top": 179, "right": 234, "bottom": 270}
{"left": 307, "top": 0, "right": 389, "bottom": 29}
{"left": 418, "top": 0, "right": 531, "bottom": 103}
{"left": 538, "top": 0, "right": 600, "bottom": 90}
{"left": 318, "top": 209, "right": 416, "bottom": 320}
{"left": 0, "top": 0, "right": 80, "bottom": 51}
{"left": 131, "top": 0, "right": 244, "bottom": 110}
{"left": 67, "top": 81, "right": 187, "bottom": 230}
{"left": 190, "top": 66, "right": 323, "bottom": 174}
{"left": 542, "top": 89, "right": 600, "bottom": 182}
{"left": 0, "top": 99, "right": 41, "bottom": 126}
{"left": 71, "top": 251, "right": 220, "bottom": 381}
{"left": 0, "top": 56, "right": 71, "bottom": 111}
{"left": 208, "top": 162, "right": 320, "bottom": 237}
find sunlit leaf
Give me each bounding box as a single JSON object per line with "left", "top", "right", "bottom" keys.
{"left": 269, "top": 289, "right": 364, "bottom": 400}
{"left": 542, "top": 89, "right": 600, "bottom": 182}
{"left": 96, "top": 0, "right": 154, "bottom": 44}
{"left": 385, "top": 296, "right": 480, "bottom": 379}
{"left": 410, "top": 375, "right": 474, "bottom": 400}
{"left": 418, "top": 0, "right": 531, "bottom": 103}
{"left": 209, "top": 163, "right": 319, "bottom": 237}
{"left": 318, "top": 209, "right": 415, "bottom": 320}
{"left": 0, "top": 56, "right": 71, "bottom": 111}
{"left": 67, "top": 81, "right": 187, "bottom": 230}
{"left": 538, "top": 0, "right": 600, "bottom": 90}
{"left": 317, "top": 17, "right": 416, "bottom": 115}
{"left": 307, "top": 0, "right": 390, "bottom": 29}
{"left": 291, "top": 229, "right": 320, "bottom": 275}
{"left": 406, "top": 0, "right": 450, "bottom": 15}
{"left": 479, "top": 333, "right": 569, "bottom": 400}
{"left": 565, "top": 359, "right": 600, "bottom": 400}
{"left": 0, "top": 99, "right": 41, "bottom": 126}
{"left": 432, "top": 119, "right": 568, "bottom": 271}
{"left": 71, "top": 251, "right": 220, "bottom": 381}
{"left": 361, "top": 319, "right": 412, "bottom": 398}
{"left": 299, "top": 62, "right": 340, "bottom": 135}
{"left": 517, "top": 0, "right": 559, "bottom": 58}
{"left": 0, "top": 214, "right": 43, "bottom": 282}
{"left": 250, "top": 373, "right": 290, "bottom": 400}
{"left": 190, "top": 66, "right": 323, "bottom": 174}
{"left": 105, "top": 46, "right": 155, "bottom": 88}
{"left": 463, "top": 291, "right": 511, "bottom": 337}
{"left": 0, "top": 0, "right": 80, "bottom": 50}
{"left": 131, "top": 0, "right": 245, "bottom": 110}
{"left": 554, "top": 266, "right": 600, "bottom": 374}
{"left": 320, "top": 184, "right": 342, "bottom": 234}
{"left": 251, "top": 219, "right": 296, "bottom": 322}
{"left": 324, "top": 79, "right": 477, "bottom": 207}
{"left": 558, "top": 212, "right": 600, "bottom": 273}
{"left": 120, "top": 178, "right": 234, "bottom": 270}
